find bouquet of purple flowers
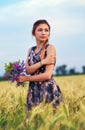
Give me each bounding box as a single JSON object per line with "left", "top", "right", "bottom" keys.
{"left": 4, "top": 60, "right": 26, "bottom": 87}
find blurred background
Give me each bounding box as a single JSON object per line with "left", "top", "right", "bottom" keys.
{"left": 0, "top": 0, "right": 85, "bottom": 76}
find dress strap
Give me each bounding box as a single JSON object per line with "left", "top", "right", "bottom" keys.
{"left": 31, "top": 46, "right": 36, "bottom": 51}
{"left": 45, "top": 43, "right": 50, "bottom": 49}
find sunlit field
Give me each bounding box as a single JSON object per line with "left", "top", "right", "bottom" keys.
{"left": 0, "top": 75, "right": 85, "bottom": 130}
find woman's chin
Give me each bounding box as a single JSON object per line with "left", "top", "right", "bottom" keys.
{"left": 39, "top": 39, "right": 48, "bottom": 43}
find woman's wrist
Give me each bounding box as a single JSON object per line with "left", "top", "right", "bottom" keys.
{"left": 40, "top": 60, "right": 43, "bottom": 66}
{"left": 26, "top": 76, "right": 29, "bottom": 81}
{"left": 40, "top": 59, "right": 45, "bottom": 66}
{"left": 42, "top": 59, "right": 46, "bottom": 65}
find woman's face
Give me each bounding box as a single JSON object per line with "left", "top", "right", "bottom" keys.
{"left": 34, "top": 24, "right": 50, "bottom": 43}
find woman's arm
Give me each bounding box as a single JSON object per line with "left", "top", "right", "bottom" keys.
{"left": 26, "top": 59, "right": 44, "bottom": 75}
{"left": 25, "top": 46, "right": 55, "bottom": 75}
{"left": 17, "top": 44, "right": 56, "bottom": 82}
{"left": 25, "top": 48, "right": 43, "bottom": 74}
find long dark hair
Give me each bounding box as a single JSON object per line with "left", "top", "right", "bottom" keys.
{"left": 32, "top": 19, "right": 50, "bottom": 60}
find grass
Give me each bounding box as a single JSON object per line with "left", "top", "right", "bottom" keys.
{"left": 0, "top": 75, "right": 85, "bottom": 130}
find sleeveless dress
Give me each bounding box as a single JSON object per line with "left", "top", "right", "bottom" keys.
{"left": 26, "top": 44, "right": 62, "bottom": 110}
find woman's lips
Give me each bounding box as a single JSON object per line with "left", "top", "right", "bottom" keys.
{"left": 40, "top": 36, "right": 46, "bottom": 38}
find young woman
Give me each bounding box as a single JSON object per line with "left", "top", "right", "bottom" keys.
{"left": 17, "top": 19, "right": 62, "bottom": 110}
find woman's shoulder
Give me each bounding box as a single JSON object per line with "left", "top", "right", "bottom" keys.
{"left": 28, "top": 46, "right": 36, "bottom": 52}
{"left": 47, "top": 44, "right": 56, "bottom": 50}
{"left": 27, "top": 46, "right": 36, "bottom": 56}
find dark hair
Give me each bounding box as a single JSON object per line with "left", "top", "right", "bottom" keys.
{"left": 32, "top": 19, "right": 50, "bottom": 36}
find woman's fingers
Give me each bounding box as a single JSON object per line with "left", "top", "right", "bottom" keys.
{"left": 45, "top": 55, "right": 56, "bottom": 64}
{"left": 16, "top": 75, "right": 26, "bottom": 82}
{"left": 49, "top": 55, "right": 56, "bottom": 62}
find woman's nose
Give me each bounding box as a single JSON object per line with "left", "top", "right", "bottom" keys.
{"left": 42, "top": 30, "right": 46, "bottom": 34}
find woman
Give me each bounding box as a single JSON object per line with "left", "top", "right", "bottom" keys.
{"left": 17, "top": 19, "right": 62, "bottom": 110}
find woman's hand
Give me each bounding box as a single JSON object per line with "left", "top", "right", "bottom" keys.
{"left": 16, "top": 75, "right": 27, "bottom": 83}
{"left": 42, "top": 55, "right": 56, "bottom": 65}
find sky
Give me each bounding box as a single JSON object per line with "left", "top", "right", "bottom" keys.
{"left": 0, "top": 0, "right": 85, "bottom": 76}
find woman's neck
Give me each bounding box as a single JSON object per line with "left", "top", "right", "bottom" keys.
{"left": 36, "top": 40, "right": 48, "bottom": 50}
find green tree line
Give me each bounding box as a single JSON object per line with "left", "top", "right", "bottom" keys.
{"left": 55, "top": 65, "right": 85, "bottom": 76}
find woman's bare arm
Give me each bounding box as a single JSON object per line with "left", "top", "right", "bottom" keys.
{"left": 17, "top": 44, "right": 56, "bottom": 82}
{"left": 25, "top": 48, "right": 43, "bottom": 74}
{"left": 25, "top": 46, "right": 55, "bottom": 75}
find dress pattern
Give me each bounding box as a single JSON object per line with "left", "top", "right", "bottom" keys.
{"left": 26, "top": 44, "right": 62, "bottom": 110}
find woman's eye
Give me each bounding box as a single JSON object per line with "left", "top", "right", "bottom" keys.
{"left": 45, "top": 29, "right": 49, "bottom": 32}
{"left": 37, "top": 28, "right": 49, "bottom": 32}
{"left": 38, "top": 29, "right": 42, "bottom": 31}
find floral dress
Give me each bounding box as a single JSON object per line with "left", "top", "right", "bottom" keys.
{"left": 26, "top": 44, "right": 62, "bottom": 110}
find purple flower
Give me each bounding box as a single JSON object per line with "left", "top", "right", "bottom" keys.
{"left": 4, "top": 60, "right": 26, "bottom": 87}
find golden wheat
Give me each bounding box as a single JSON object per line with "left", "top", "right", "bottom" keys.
{"left": 0, "top": 75, "right": 85, "bottom": 130}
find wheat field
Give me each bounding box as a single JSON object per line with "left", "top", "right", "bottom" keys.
{"left": 0, "top": 75, "right": 85, "bottom": 130}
